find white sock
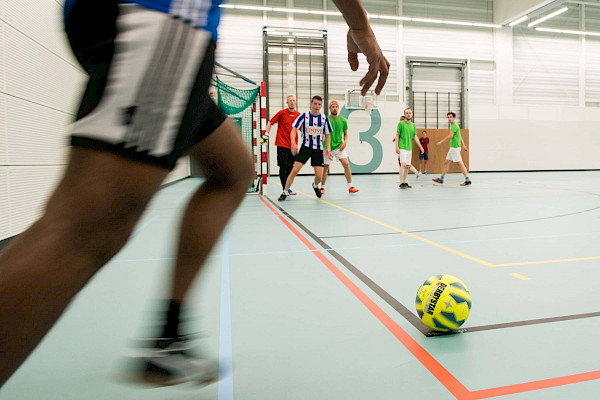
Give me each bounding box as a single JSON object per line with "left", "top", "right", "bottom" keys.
{"left": 348, "top": 182, "right": 353, "bottom": 188}
{"left": 409, "top": 165, "right": 418, "bottom": 174}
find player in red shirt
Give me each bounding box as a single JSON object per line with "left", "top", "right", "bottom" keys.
{"left": 264, "top": 95, "right": 301, "bottom": 194}
{"left": 418, "top": 130, "right": 430, "bottom": 174}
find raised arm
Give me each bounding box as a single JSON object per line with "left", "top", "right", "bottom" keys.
{"left": 437, "top": 132, "right": 454, "bottom": 146}
{"left": 330, "top": 0, "right": 390, "bottom": 96}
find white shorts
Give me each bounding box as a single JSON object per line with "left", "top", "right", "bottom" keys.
{"left": 398, "top": 149, "right": 412, "bottom": 165}
{"left": 324, "top": 148, "right": 348, "bottom": 165}
{"left": 446, "top": 147, "right": 463, "bottom": 162}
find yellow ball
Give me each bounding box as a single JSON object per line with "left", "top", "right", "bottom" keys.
{"left": 415, "top": 275, "right": 472, "bottom": 332}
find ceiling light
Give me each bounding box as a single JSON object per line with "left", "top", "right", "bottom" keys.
{"left": 219, "top": 4, "right": 501, "bottom": 29}
{"left": 536, "top": 27, "right": 600, "bottom": 37}
{"left": 527, "top": 7, "right": 568, "bottom": 27}
{"left": 509, "top": 15, "right": 528, "bottom": 27}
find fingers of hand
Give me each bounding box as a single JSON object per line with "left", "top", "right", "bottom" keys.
{"left": 348, "top": 52, "right": 359, "bottom": 71}
{"left": 374, "top": 57, "right": 390, "bottom": 95}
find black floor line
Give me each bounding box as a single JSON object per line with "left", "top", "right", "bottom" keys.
{"left": 266, "top": 196, "right": 600, "bottom": 337}
{"left": 319, "top": 205, "right": 600, "bottom": 239}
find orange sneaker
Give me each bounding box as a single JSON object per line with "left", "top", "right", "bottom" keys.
{"left": 348, "top": 187, "right": 359, "bottom": 193}
{"left": 320, "top": 188, "right": 325, "bottom": 194}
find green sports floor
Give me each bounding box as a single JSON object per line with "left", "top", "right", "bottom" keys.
{"left": 2, "top": 171, "right": 600, "bottom": 400}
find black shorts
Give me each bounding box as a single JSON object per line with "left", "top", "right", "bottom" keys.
{"left": 277, "top": 146, "right": 295, "bottom": 167}
{"left": 419, "top": 152, "right": 429, "bottom": 161}
{"left": 65, "top": 2, "right": 226, "bottom": 170}
{"left": 295, "top": 146, "right": 324, "bottom": 167}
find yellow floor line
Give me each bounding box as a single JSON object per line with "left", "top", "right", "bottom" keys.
{"left": 510, "top": 273, "right": 531, "bottom": 280}
{"left": 494, "top": 256, "right": 600, "bottom": 267}
{"left": 294, "top": 189, "right": 495, "bottom": 267}
{"left": 274, "top": 184, "right": 597, "bottom": 269}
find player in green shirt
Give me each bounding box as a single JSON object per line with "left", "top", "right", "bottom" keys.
{"left": 433, "top": 112, "right": 471, "bottom": 186}
{"left": 320, "top": 101, "right": 359, "bottom": 194}
{"left": 395, "top": 108, "right": 424, "bottom": 189}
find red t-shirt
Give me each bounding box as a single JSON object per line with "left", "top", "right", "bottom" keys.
{"left": 419, "top": 137, "right": 429, "bottom": 153}
{"left": 270, "top": 109, "right": 301, "bottom": 149}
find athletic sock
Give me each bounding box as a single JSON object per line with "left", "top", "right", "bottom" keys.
{"left": 409, "top": 166, "right": 418, "bottom": 174}
{"left": 161, "top": 300, "right": 182, "bottom": 339}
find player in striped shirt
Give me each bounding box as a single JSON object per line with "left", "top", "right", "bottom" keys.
{"left": 278, "top": 96, "right": 333, "bottom": 201}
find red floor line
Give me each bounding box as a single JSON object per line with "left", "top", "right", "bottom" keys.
{"left": 259, "top": 195, "right": 600, "bottom": 399}
{"left": 259, "top": 196, "right": 472, "bottom": 400}
{"left": 470, "top": 370, "right": 600, "bottom": 399}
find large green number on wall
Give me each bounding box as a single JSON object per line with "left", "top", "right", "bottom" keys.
{"left": 340, "top": 106, "right": 383, "bottom": 173}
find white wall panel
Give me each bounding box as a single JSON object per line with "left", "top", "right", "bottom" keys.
{"left": 586, "top": 38, "right": 600, "bottom": 106}
{"left": 0, "top": 95, "right": 6, "bottom": 165}
{"left": 403, "top": 0, "right": 493, "bottom": 23}
{"left": 513, "top": 29, "right": 580, "bottom": 105}
{"left": 327, "top": 20, "right": 398, "bottom": 98}
{"left": 403, "top": 24, "right": 494, "bottom": 60}
{"left": 1, "top": 0, "right": 80, "bottom": 66}
{"left": 0, "top": 168, "right": 10, "bottom": 240}
{"left": 4, "top": 94, "right": 71, "bottom": 165}
{"left": 469, "top": 60, "right": 495, "bottom": 104}
{"left": 3, "top": 24, "right": 84, "bottom": 113}
{"left": 8, "top": 166, "right": 64, "bottom": 237}
{"left": 216, "top": 12, "right": 264, "bottom": 85}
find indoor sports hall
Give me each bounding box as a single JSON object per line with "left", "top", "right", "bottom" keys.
{"left": 2, "top": 1, "right": 600, "bottom": 399}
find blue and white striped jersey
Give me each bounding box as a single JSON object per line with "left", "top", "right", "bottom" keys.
{"left": 292, "top": 112, "right": 332, "bottom": 151}
{"left": 64, "top": 0, "right": 223, "bottom": 40}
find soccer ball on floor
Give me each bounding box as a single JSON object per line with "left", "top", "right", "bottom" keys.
{"left": 415, "top": 274, "right": 472, "bottom": 332}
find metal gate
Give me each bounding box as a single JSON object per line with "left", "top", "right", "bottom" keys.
{"left": 407, "top": 59, "right": 466, "bottom": 129}
{"left": 262, "top": 26, "right": 328, "bottom": 121}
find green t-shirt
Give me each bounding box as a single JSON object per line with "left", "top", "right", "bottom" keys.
{"left": 329, "top": 116, "right": 348, "bottom": 150}
{"left": 449, "top": 122, "right": 461, "bottom": 148}
{"left": 397, "top": 120, "right": 416, "bottom": 150}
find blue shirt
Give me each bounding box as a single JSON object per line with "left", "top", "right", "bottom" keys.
{"left": 292, "top": 112, "right": 332, "bottom": 151}
{"left": 64, "top": 0, "right": 223, "bottom": 40}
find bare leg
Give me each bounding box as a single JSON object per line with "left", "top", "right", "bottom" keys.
{"left": 313, "top": 166, "right": 324, "bottom": 185}
{"left": 340, "top": 158, "right": 352, "bottom": 185}
{"left": 424, "top": 159, "right": 428, "bottom": 173}
{"left": 0, "top": 148, "right": 168, "bottom": 386}
{"left": 284, "top": 162, "right": 304, "bottom": 192}
{"left": 441, "top": 160, "right": 451, "bottom": 178}
{"left": 321, "top": 164, "right": 330, "bottom": 186}
{"left": 457, "top": 161, "right": 469, "bottom": 178}
{"left": 401, "top": 163, "right": 409, "bottom": 183}
{"left": 168, "top": 119, "right": 254, "bottom": 303}
{"left": 398, "top": 160, "right": 402, "bottom": 183}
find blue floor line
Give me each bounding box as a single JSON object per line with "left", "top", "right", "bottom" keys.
{"left": 218, "top": 227, "right": 234, "bottom": 400}
{"left": 131, "top": 216, "right": 158, "bottom": 237}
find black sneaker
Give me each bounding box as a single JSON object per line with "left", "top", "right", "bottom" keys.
{"left": 405, "top": 183, "right": 412, "bottom": 188}
{"left": 399, "top": 183, "right": 407, "bottom": 189}
{"left": 129, "top": 336, "right": 218, "bottom": 386}
{"left": 278, "top": 192, "right": 287, "bottom": 201}
{"left": 460, "top": 180, "right": 472, "bottom": 186}
{"left": 312, "top": 183, "right": 322, "bottom": 198}
{"left": 433, "top": 178, "right": 444, "bottom": 184}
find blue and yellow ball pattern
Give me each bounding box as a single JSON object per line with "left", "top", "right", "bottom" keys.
{"left": 415, "top": 275, "right": 472, "bottom": 332}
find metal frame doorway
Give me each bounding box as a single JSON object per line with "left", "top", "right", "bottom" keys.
{"left": 262, "top": 26, "right": 329, "bottom": 121}
{"left": 407, "top": 59, "right": 467, "bottom": 129}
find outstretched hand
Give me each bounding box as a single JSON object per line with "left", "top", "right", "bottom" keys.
{"left": 347, "top": 28, "right": 390, "bottom": 96}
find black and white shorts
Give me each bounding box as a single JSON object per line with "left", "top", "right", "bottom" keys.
{"left": 65, "top": 2, "right": 226, "bottom": 170}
